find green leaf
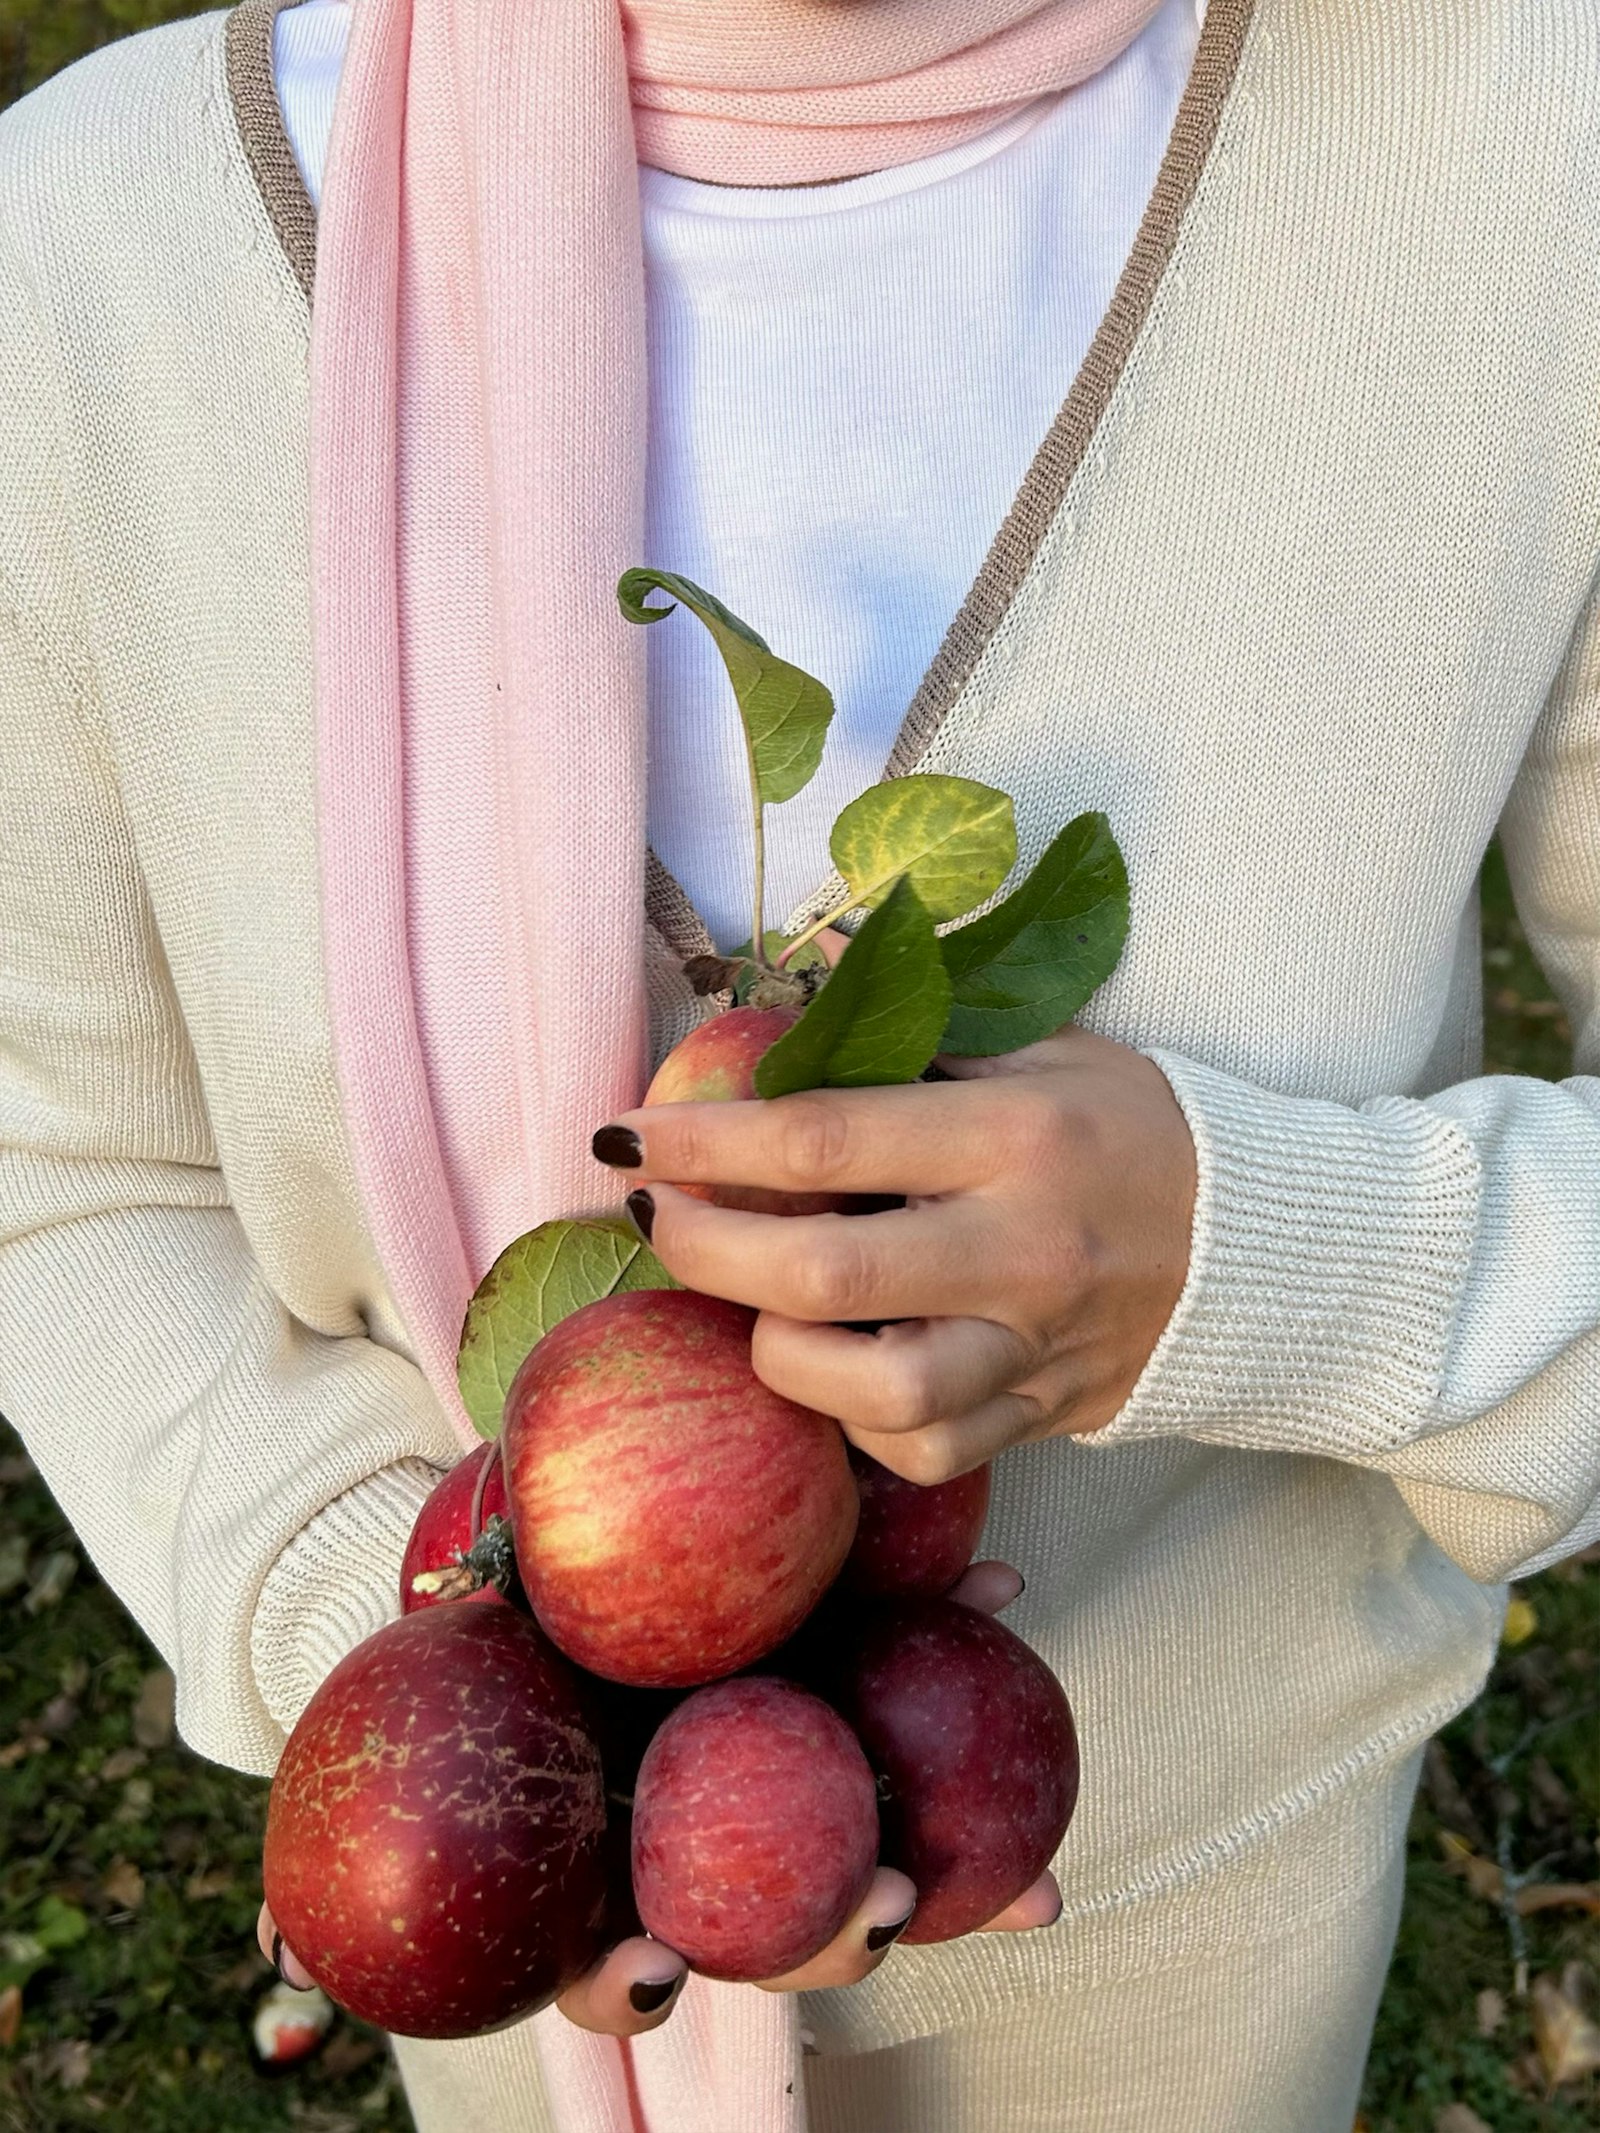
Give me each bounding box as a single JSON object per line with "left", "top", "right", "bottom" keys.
{"left": 33, "top": 1898, "right": 90, "bottom": 1953}
{"left": 754, "top": 879, "right": 952, "bottom": 1098}
{"left": 457, "top": 1218, "right": 681, "bottom": 1439}
{"left": 618, "top": 569, "right": 835, "bottom": 805}
{"left": 939, "top": 812, "right": 1129, "bottom": 1056}
{"left": 829, "top": 776, "right": 1017, "bottom": 923}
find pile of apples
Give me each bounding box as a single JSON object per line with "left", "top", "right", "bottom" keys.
{"left": 263, "top": 573, "right": 1116, "bottom": 2041}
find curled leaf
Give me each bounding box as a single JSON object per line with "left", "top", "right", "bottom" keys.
{"left": 618, "top": 570, "right": 834, "bottom": 805}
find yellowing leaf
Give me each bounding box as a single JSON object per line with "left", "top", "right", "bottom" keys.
{"left": 830, "top": 776, "right": 1016, "bottom": 924}
{"left": 1502, "top": 1594, "right": 1538, "bottom": 1646}
{"left": 1531, "top": 1966, "right": 1600, "bottom": 2088}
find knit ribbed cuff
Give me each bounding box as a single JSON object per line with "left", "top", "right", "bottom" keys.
{"left": 1090, "top": 1051, "right": 1482, "bottom": 1461}
{"left": 250, "top": 1459, "right": 444, "bottom": 1739}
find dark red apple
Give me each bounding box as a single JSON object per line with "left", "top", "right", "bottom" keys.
{"left": 504, "top": 1289, "right": 858, "bottom": 1688}
{"left": 399, "top": 1441, "right": 519, "bottom": 1612}
{"left": 826, "top": 1598, "right": 1077, "bottom": 1945}
{"left": 844, "top": 1449, "right": 992, "bottom": 1597}
{"left": 263, "top": 1606, "right": 608, "bottom": 2039}
{"left": 644, "top": 1006, "right": 848, "bottom": 1215}
{"left": 631, "top": 1677, "right": 878, "bottom": 1982}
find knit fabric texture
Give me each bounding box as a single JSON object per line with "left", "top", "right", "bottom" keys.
{"left": 1, "top": 2, "right": 1599, "bottom": 2127}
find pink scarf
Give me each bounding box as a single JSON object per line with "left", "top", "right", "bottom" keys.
{"left": 312, "top": 1, "right": 1161, "bottom": 2125}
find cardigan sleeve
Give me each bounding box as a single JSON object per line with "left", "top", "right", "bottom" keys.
{"left": 1097, "top": 574, "right": 1600, "bottom": 1586}
{"left": 0, "top": 239, "right": 457, "bottom": 1780}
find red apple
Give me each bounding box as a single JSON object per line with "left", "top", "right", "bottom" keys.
{"left": 844, "top": 1449, "right": 992, "bottom": 1598}
{"left": 504, "top": 1289, "right": 858, "bottom": 1688}
{"left": 399, "top": 1441, "right": 519, "bottom": 1612}
{"left": 826, "top": 1598, "right": 1077, "bottom": 1945}
{"left": 263, "top": 1606, "right": 608, "bottom": 2039}
{"left": 644, "top": 1006, "right": 848, "bottom": 1215}
{"left": 631, "top": 1677, "right": 878, "bottom": 1982}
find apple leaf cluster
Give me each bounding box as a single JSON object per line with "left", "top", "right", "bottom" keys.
{"left": 618, "top": 569, "right": 1129, "bottom": 1095}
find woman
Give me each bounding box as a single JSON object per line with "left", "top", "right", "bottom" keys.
{"left": 1, "top": 0, "right": 1597, "bottom": 2127}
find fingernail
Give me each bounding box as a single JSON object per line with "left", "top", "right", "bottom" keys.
{"left": 630, "top": 1973, "right": 684, "bottom": 2015}
{"left": 626, "top": 1190, "right": 656, "bottom": 1243}
{"left": 1038, "top": 1896, "right": 1064, "bottom": 1930}
{"left": 865, "top": 1911, "right": 915, "bottom": 1953}
{"left": 593, "top": 1125, "right": 643, "bottom": 1170}
{"left": 270, "top": 1932, "right": 293, "bottom": 1985}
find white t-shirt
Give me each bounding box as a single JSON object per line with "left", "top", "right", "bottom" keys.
{"left": 276, "top": 0, "right": 1200, "bottom": 947}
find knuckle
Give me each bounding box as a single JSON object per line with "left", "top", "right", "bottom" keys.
{"left": 867, "top": 1430, "right": 956, "bottom": 1489}
{"left": 869, "top": 1354, "right": 943, "bottom": 1434}
{"left": 789, "top": 1227, "right": 873, "bottom": 1321}
{"left": 775, "top": 1095, "right": 853, "bottom": 1186}
{"left": 989, "top": 1084, "right": 1059, "bottom": 1174}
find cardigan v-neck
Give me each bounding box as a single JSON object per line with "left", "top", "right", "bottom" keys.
{"left": 272, "top": 0, "right": 1204, "bottom": 952}
{"left": 227, "top": 0, "right": 1258, "bottom": 960}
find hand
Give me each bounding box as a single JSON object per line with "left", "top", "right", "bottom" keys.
{"left": 253, "top": 1565, "right": 1057, "bottom": 2036}
{"left": 597, "top": 1026, "right": 1195, "bottom": 1483}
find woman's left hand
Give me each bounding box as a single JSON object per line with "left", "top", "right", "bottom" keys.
{"left": 595, "top": 1027, "right": 1196, "bottom": 1484}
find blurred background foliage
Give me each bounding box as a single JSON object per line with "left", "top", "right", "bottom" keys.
{"left": 1, "top": 11, "right": 1597, "bottom": 2132}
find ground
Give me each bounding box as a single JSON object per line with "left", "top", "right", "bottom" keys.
{"left": 0, "top": 8, "right": 1597, "bottom": 2125}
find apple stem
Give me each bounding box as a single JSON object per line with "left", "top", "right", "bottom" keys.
{"left": 469, "top": 1439, "right": 502, "bottom": 1544}
{"left": 738, "top": 718, "right": 773, "bottom": 971}
{"left": 775, "top": 893, "right": 859, "bottom": 969}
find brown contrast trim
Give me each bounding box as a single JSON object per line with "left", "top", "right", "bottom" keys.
{"left": 225, "top": 0, "right": 319, "bottom": 304}
{"left": 645, "top": 848, "right": 718, "bottom": 962}
{"left": 882, "top": 0, "right": 1259, "bottom": 780}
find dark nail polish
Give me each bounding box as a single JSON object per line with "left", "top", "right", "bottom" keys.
{"left": 630, "top": 1974, "right": 682, "bottom": 2015}
{"left": 865, "top": 1912, "right": 915, "bottom": 1953}
{"left": 593, "top": 1125, "right": 644, "bottom": 1169}
{"left": 626, "top": 1190, "right": 656, "bottom": 1243}
{"left": 271, "top": 1932, "right": 291, "bottom": 1984}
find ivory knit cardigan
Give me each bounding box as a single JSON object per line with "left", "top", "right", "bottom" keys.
{"left": 2, "top": 0, "right": 1599, "bottom": 2066}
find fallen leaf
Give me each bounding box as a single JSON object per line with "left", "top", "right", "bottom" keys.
{"left": 98, "top": 1748, "right": 146, "bottom": 1784}
{"left": 36, "top": 1695, "right": 78, "bottom": 1739}
{"left": 1502, "top": 1594, "right": 1538, "bottom": 1647}
{"left": 114, "top": 1777, "right": 154, "bottom": 1825}
{"left": 100, "top": 1860, "right": 145, "bottom": 1911}
{"left": 43, "top": 2039, "right": 92, "bottom": 2089}
{"left": 1515, "top": 1882, "right": 1600, "bottom": 1918}
{"left": 131, "top": 1669, "right": 176, "bottom": 1749}
{"left": 1434, "top": 2109, "right": 1493, "bottom": 2133}
{"left": 22, "top": 1550, "right": 78, "bottom": 1614}
{"left": 319, "top": 2028, "right": 381, "bottom": 2079}
{"left": 1531, "top": 1966, "right": 1600, "bottom": 2089}
{"left": 0, "top": 1984, "right": 20, "bottom": 2049}
{"left": 183, "top": 1867, "right": 234, "bottom": 1902}
{"left": 1438, "top": 1831, "right": 1505, "bottom": 1902}
{"left": 1476, "top": 1987, "right": 1505, "bottom": 2036}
